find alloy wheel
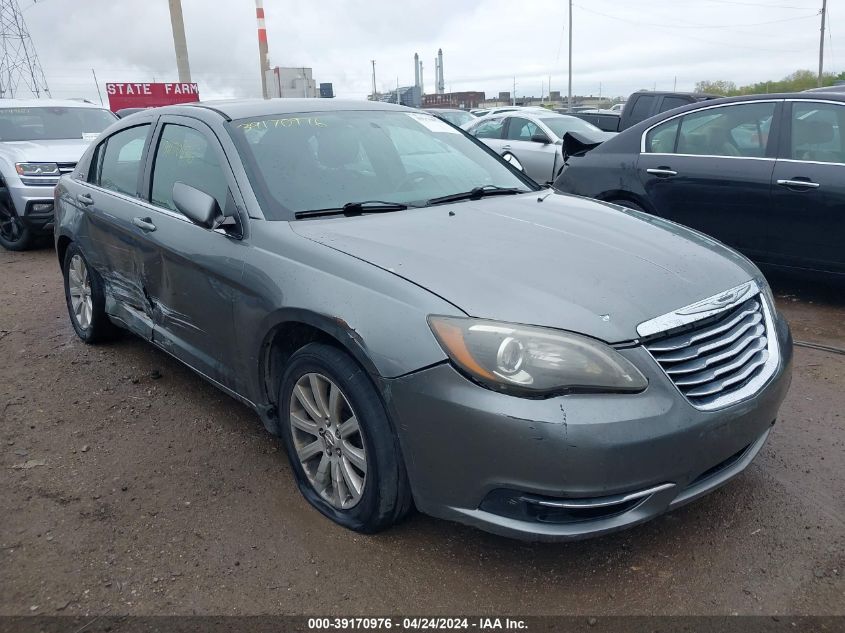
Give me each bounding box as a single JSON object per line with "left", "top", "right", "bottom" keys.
{"left": 0, "top": 204, "right": 23, "bottom": 244}
{"left": 68, "top": 254, "right": 93, "bottom": 330}
{"left": 288, "top": 372, "right": 367, "bottom": 510}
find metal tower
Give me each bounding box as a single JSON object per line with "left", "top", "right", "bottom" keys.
{"left": 0, "top": 0, "right": 50, "bottom": 99}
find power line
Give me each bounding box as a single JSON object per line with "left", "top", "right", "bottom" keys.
{"left": 572, "top": 3, "right": 816, "bottom": 52}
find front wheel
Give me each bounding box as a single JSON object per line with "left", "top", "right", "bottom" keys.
{"left": 0, "top": 201, "right": 33, "bottom": 251}
{"left": 279, "top": 343, "right": 412, "bottom": 533}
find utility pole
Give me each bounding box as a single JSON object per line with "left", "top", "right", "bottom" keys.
{"left": 818, "top": 0, "right": 827, "bottom": 87}
{"left": 512, "top": 77, "right": 516, "bottom": 106}
{"left": 0, "top": 0, "right": 50, "bottom": 98}
{"left": 168, "top": 0, "right": 192, "bottom": 83}
{"left": 567, "top": 0, "right": 573, "bottom": 112}
{"left": 371, "top": 60, "right": 377, "bottom": 100}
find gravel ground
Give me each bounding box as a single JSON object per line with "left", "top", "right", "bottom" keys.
{"left": 1, "top": 247, "right": 843, "bottom": 616}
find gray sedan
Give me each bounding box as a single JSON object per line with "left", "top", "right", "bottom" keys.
{"left": 465, "top": 111, "right": 614, "bottom": 184}
{"left": 54, "top": 99, "right": 792, "bottom": 541}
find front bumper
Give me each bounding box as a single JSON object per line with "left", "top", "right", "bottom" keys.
{"left": 384, "top": 314, "right": 792, "bottom": 541}
{"left": 6, "top": 183, "right": 56, "bottom": 233}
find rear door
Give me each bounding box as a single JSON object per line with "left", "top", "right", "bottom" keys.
{"left": 501, "top": 116, "right": 559, "bottom": 183}
{"left": 137, "top": 115, "right": 247, "bottom": 390}
{"left": 637, "top": 100, "right": 780, "bottom": 259}
{"left": 769, "top": 99, "right": 845, "bottom": 273}
{"left": 76, "top": 122, "right": 156, "bottom": 338}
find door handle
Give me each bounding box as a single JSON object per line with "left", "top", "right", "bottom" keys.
{"left": 646, "top": 168, "right": 678, "bottom": 177}
{"left": 777, "top": 179, "right": 820, "bottom": 189}
{"left": 502, "top": 144, "right": 512, "bottom": 150}
{"left": 132, "top": 217, "right": 157, "bottom": 232}
{"left": 76, "top": 192, "right": 94, "bottom": 206}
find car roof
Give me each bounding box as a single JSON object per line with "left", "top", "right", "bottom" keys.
{"left": 154, "top": 98, "right": 411, "bottom": 121}
{"left": 0, "top": 98, "right": 107, "bottom": 109}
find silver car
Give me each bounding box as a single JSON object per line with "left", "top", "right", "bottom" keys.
{"left": 54, "top": 99, "right": 792, "bottom": 541}
{"left": 465, "top": 111, "right": 614, "bottom": 184}
{"left": 0, "top": 100, "right": 116, "bottom": 251}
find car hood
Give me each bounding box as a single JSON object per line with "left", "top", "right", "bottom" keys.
{"left": 290, "top": 193, "right": 757, "bottom": 343}
{"left": 0, "top": 139, "right": 93, "bottom": 164}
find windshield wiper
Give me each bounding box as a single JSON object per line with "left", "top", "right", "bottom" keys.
{"left": 295, "top": 200, "right": 409, "bottom": 219}
{"left": 425, "top": 185, "right": 526, "bottom": 206}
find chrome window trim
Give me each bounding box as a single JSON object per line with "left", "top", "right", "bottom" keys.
{"left": 640, "top": 99, "right": 783, "bottom": 153}
{"left": 776, "top": 158, "right": 845, "bottom": 167}
{"left": 84, "top": 182, "right": 193, "bottom": 225}
{"left": 644, "top": 153, "right": 776, "bottom": 162}
{"left": 638, "top": 279, "right": 781, "bottom": 412}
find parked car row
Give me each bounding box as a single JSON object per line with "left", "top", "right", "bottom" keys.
{"left": 555, "top": 91, "right": 845, "bottom": 276}
{"left": 41, "top": 98, "right": 793, "bottom": 542}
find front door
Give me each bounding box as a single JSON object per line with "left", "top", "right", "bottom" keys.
{"left": 637, "top": 100, "right": 780, "bottom": 259}
{"left": 502, "top": 117, "right": 560, "bottom": 183}
{"left": 137, "top": 116, "right": 246, "bottom": 390}
{"left": 768, "top": 100, "right": 845, "bottom": 274}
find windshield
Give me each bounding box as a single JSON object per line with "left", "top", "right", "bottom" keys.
{"left": 229, "top": 110, "right": 536, "bottom": 219}
{"left": 436, "top": 110, "right": 474, "bottom": 127}
{"left": 0, "top": 107, "right": 116, "bottom": 142}
{"left": 540, "top": 116, "right": 603, "bottom": 138}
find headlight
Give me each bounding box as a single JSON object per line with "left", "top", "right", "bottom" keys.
{"left": 15, "top": 162, "right": 60, "bottom": 176}
{"left": 428, "top": 316, "right": 648, "bottom": 397}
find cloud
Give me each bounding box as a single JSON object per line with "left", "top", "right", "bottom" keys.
{"left": 19, "top": 0, "right": 836, "bottom": 104}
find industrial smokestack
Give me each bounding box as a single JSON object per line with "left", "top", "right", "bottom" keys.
{"left": 414, "top": 53, "right": 420, "bottom": 89}
{"left": 255, "top": 0, "right": 270, "bottom": 99}
{"left": 419, "top": 61, "right": 424, "bottom": 95}
{"left": 437, "top": 48, "right": 444, "bottom": 94}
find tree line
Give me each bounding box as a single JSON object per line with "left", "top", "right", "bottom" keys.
{"left": 695, "top": 70, "right": 845, "bottom": 96}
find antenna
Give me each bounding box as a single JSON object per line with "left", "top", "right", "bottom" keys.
{"left": 0, "top": 0, "right": 50, "bottom": 98}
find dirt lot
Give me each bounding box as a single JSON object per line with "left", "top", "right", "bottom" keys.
{"left": 1, "top": 247, "right": 843, "bottom": 616}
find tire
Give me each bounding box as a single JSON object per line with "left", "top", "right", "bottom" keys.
{"left": 608, "top": 199, "right": 645, "bottom": 212}
{"left": 62, "top": 243, "right": 117, "bottom": 343}
{"left": 0, "top": 200, "right": 34, "bottom": 251}
{"left": 278, "top": 343, "right": 412, "bottom": 533}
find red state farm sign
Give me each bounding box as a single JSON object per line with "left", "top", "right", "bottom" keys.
{"left": 106, "top": 82, "right": 200, "bottom": 112}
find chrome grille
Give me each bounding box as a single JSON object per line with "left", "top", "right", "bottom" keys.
{"left": 57, "top": 162, "right": 77, "bottom": 174}
{"left": 645, "top": 296, "right": 771, "bottom": 409}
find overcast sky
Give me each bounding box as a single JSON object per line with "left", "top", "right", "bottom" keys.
{"left": 18, "top": 0, "right": 839, "bottom": 104}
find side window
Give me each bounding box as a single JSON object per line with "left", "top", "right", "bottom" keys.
{"left": 659, "top": 96, "right": 691, "bottom": 114}
{"left": 677, "top": 102, "right": 776, "bottom": 158}
{"left": 92, "top": 125, "right": 150, "bottom": 196}
{"left": 645, "top": 118, "right": 680, "bottom": 153}
{"left": 473, "top": 117, "right": 505, "bottom": 139}
{"left": 628, "top": 95, "right": 656, "bottom": 125}
{"left": 506, "top": 117, "right": 538, "bottom": 141}
{"left": 151, "top": 124, "right": 228, "bottom": 213}
{"left": 790, "top": 102, "right": 845, "bottom": 164}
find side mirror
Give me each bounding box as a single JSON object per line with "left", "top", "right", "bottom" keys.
{"left": 531, "top": 132, "right": 551, "bottom": 145}
{"left": 172, "top": 182, "right": 221, "bottom": 229}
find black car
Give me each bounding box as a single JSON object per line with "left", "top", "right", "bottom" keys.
{"left": 554, "top": 93, "right": 845, "bottom": 277}
{"left": 569, "top": 91, "right": 718, "bottom": 132}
